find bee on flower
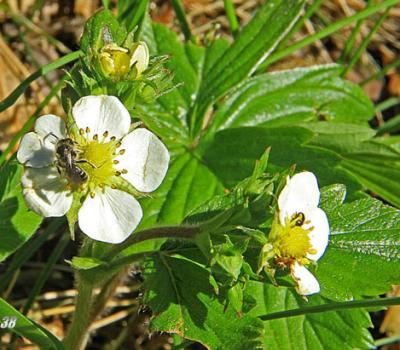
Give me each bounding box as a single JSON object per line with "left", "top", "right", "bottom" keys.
{"left": 17, "top": 95, "right": 169, "bottom": 244}
{"left": 262, "top": 171, "right": 330, "bottom": 296}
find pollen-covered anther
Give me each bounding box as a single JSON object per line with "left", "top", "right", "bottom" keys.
{"left": 110, "top": 136, "right": 116, "bottom": 141}
{"left": 113, "top": 160, "right": 119, "bottom": 164}
{"left": 119, "top": 149, "right": 126, "bottom": 155}
{"left": 85, "top": 127, "right": 90, "bottom": 133}
{"left": 103, "top": 131, "right": 109, "bottom": 137}
{"left": 79, "top": 128, "right": 84, "bottom": 135}
{"left": 111, "top": 184, "right": 117, "bottom": 189}
{"left": 122, "top": 169, "right": 128, "bottom": 174}
{"left": 116, "top": 141, "right": 122, "bottom": 148}
{"left": 90, "top": 192, "right": 95, "bottom": 198}
{"left": 115, "top": 171, "right": 122, "bottom": 176}
{"left": 93, "top": 134, "right": 98, "bottom": 141}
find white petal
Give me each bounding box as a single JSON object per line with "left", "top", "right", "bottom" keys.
{"left": 130, "top": 42, "right": 149, "bottom": 75}
{"left": 115, "top": 128, "right": 170, "bottom": 192}
{"left": 292, "top": 262, "right": 320, "bottom": 295}
{"left": 278, "top": 172, "right": 320, "bottom": 225}
{"left": 17, "top": 132, "right": 56, "bottom": 168}
{"left": 304, "top": 208, "right": 330, "bottom": 261}
{"left": 72, "top": 95, "right": 131, "bottom": 140}
{"left": 78, "top": 187, "right": 142, "bottom": 244}
{"left": 21, "top": 167, "right": 72, "bottom": 217}
{"left": 34, "top": 114, "right": 67, "bottom": 141}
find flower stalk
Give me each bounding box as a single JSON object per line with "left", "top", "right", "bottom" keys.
{"left": 64, "top": 267, "right": 129, "bottom": 350}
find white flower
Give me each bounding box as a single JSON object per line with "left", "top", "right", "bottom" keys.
{"left": 17, "top": 95, "right": 169, "bottom": 244}
{"left": 271, "top": 171, "right": 329, "bottom": 295}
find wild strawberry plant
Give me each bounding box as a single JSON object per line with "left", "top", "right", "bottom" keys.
{"left": 1, "top": 0, "right": 400, "bottom": 349}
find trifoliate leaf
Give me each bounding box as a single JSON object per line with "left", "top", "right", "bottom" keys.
{"left": 144, "top": 255, "right": 264, "bottom": 350}
{"left": 245, "top": 281, "right": 374, "bottom": 350}
{"left": 317, "top": 196, "right": 400, "bottom": 300}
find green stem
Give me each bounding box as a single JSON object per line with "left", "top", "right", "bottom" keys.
{"left": 375, "top": 97, "right": 400, "bottom": 112}
{"left": 338, "top": 0, "right": 373, "bottom": 63}
{"left": 0, "top": 50, "right": 81, "bottom": 113}
{"left": 223, "top": 0, "right": 239, "bottom": 36}
{"left": 10, "top": 10, "right": 71, "bottom": 54}
{"left": 103, "top": 225, "right": 200, "bottom": 260}
{"left": 119, "top": 0, "right": 149, "bottom": 33}
{"left": 277, "top": 0, "right": 324, "bottom": 50}
{"left": 260, "top": 296, "right": 400, "bottom": 321}
{"left": 360, "top": 58, "right": 400, "bottom": 85}
{"left": 171, "top": 0, "right": 193, "bottom": 42}
{"left": 63, "top": 278, "right": 95, "bottom": 350}
{"left": 64, "top": 269, "right": 128, "bottom": 349}
{"left": 341, "top": 7, "right": 390, "bottom": 76}
{"left": 375, "top": 334, "right": 400, "bottom": 347}
{"left": 260, "top": 0, "right": 400, "bottom": 69}
{"left": 22, "top": 234, "right": 70, "bottom": 314}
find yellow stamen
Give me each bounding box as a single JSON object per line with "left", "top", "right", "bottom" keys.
{"left": 271, "top": 212, "right": 314, "bottom": 262}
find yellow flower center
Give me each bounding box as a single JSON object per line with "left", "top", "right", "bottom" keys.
{"left": 80, "top": 140, "right": 116, "bottom": 186}
{"left": 60, "top": 129, "right": 128, "bottom": 196}
{"left": 272, "top": 212, "right": 316, "bottom": 265}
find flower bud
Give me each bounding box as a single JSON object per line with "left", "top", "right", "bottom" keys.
{"left": 98, "top": 42, "right": 149, "bottom": 80}
{"left": 130, "top": 42, "right": 149, "bottom": 77}
{"left": 99, "top": 43, "right": 131, "bottom": 78}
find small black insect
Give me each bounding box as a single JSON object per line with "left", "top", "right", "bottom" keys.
{"left": 55, "top": 138, "right": 88, "bottom": 185}
{"left": 41, "top": 133, "right": 88, "bottom": 185}
{"left": 292, "top": 212, "right": 306, "bottom": 227}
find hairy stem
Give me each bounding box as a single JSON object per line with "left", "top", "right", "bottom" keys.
{"left": 63, "top": 268, "right": 128, "bottom": 350}
{"left": 103, "top": 225, "right": 200, "bottom": 260}
{"left": 63, "top": 277, "right": 95, "bottom": 350}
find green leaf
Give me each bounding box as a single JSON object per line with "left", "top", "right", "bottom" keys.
{"left": 202, "top": 123, "right": 400, "bottom": 206}
{"left": 152, "top": 24, "right": 203, "bottom": 110}
{"left": 339, "top": 157, "right": 400, "bottom": 208}
{"left": 210, "top": 65, "right": 374, "bottom": 132}
{"left": 0, "top": 162, "right": 42, "bottom": 262}
{"left": 306, "top": 123, "right": 400, "bottom": 207}
{"left": 80, "top": 9, "right": 127, "bottom": 52}
{"left": 0, "top": 298, "right": 64, "bottom": 350}
{"left": 139, "top": 153, "right": 224, "bottom": 229}
{"left": 319, "top": 184, "right": 347, "bottom": 213}
{"left": 144, "top": 255, "right": 264, "bottom": 350}
{"left": 245, "top": 282, "right": 374, "bottom": 350}
{"left": 194, "top": 0, "right": 305, "bottom": 134}
{"left": 202, "top": 126, "right": 362, "bottom": 196}
{"left": 317, "top": 196, "right": 400, "bottom": 300}
{"left": 137, "top": 24, "right": 206, "bottom": 144}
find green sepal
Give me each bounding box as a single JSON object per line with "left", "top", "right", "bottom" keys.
{"left": 236, "top": 226, "right": 268, "bottom": 245}
{"left": 69, "top": 256, "right": 105, "bottom": 270}
{"left": 227, "top": 283, "right": 244, "bottom": 315}
{"left": 66, "top": 191, "right": 87, "bottom": 240}
{"left": 112, "top": 175, "right": 142, "bottom": 197}
{"left": 195, "top": 230, "right": 212, "bottom": 259}
{"left": 210, "top": 235, "right": 248, "bottom": 280}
